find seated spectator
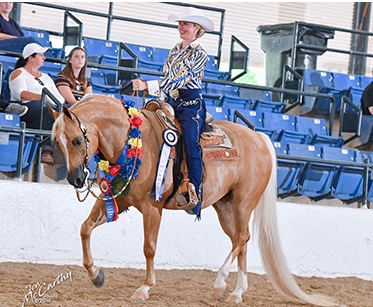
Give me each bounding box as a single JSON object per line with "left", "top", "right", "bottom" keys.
{"left": 0, "top": 97, "right": 28, "bottom": 116}
{"left": 9, "top": 42, "right": 64, "bottom": 164}
{"left": 0, "top": 2, "right": 54, "bottom": 57}
{"left": 0, "top": 2, "right": 23, "bottom": 40}
{"left": 55, "top": 47, "right": 92, "bottom": 106}
{"left": 361, "top": 79, "right": 373, "bottom": 115}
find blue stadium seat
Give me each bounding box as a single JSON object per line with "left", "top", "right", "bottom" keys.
{"left": 295, "top": 116, "right": 344, "bottom": 147}
{"left": 273, "top": 141, "right": 304, "bottom": 197}
{"left": 251, "top": 99, "right": 285, "bottom": 113}
{"left": 332, "top": 72, "right": 360, "bottom": 90}
{"left": 98, "top": 54, "right": 120, "bottom": 85}
{"left": 205, "top": 55, "right": 218, "bottom": 71}
{"left": 308, "top": 133, "right": 344, "bottom": 148}
{"left": 295, "top": 116, "right": 329, "bottom": 135}
{"left": 125, "top": 43, "right": 153, "bottom": 62}
{"left": 204, "top": 69, "right": 230, "bottom": 81}
{"left": 100, "top": 54, "right": 118, "bottom": 66}
{"left": 22, "top": 28, "right": 64, "bottom": 58}
{"left": 347, "top": 87, "right": 363, "bottom": 110}
{"left": 360, "top": 76, "right": 373, "bottom": 89}
{"left": 232, "top": 109, "right": 263, "bottom": 129}
{"left": 0, "top": 55, "right": 17, "bottom": 75}
{"left": 202, "top": 94, "right": 221, "bottom": 106}
{"left": 90, "top": 67, "right": 121, "bottom": 93}
{"left": 303, "top": 69, "right": 333, "bottom": 88}
{"left": 84, "top": 37, "right": 119, "bottom": 71}
{"left": 40, "top": 61, "right": 62, "bottom": 80}
{"left": 262, "top": 112, "right": 295, "bottom": 132}
{"left": 313, "top": 86, "right": 348, "bottom": 115}
{"left": 302, "top": 69, "right": 348, "bottom": 115}
{"left": 220, "top": 95, "right": 252, "bottom": 110}
{"left": 0, "top": 113, "right": 39, "bottom": 174}
{"left": 206, "top": 106, "right": 230, "bottom": 121}
{"left": 84, "top": 37, "right": 119, "bottom": 58}
{"left": 138, "top": 60, "right": 163, "bottom": 72}
{"left": 321, "top": 146, "right": 364, "bottom": 203}
{"left": 152, "top": 47, "right": 169, "bottom": 63}
{"left": 0, "top": 112, "right": 20, "bottom": 127}
{"left": 288, "top": 143, "right": 336, "bottom": 200}
{"left": 262, "top": 112, "right": 309, "bottom": 143}
{"left": 1, "top": 68, "right": 13, "bottom": 101}
{"left": 22, "top": 28, "right": 51, "bottom": 46}
{"left": 205, "top": 83, "right": 239, "bottom": 98}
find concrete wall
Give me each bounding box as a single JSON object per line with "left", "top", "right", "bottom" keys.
{"left": 1, "top": 179, "right": 373, "bottom": 281}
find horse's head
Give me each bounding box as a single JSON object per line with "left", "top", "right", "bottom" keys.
{"left": 50, "top": 105, "right": 98, "bottom": 189}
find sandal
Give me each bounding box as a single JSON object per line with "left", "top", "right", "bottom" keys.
{"left": 41, "top": 151, "right": 55, "bottom": 164}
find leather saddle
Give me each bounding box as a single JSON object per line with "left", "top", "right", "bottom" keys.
{"left": 141, "top": 99, "right": 239, "bottom": 208}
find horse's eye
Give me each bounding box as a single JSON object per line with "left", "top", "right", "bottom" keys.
{"left": 72, "top": 137, "right": 83, "bottom": 147}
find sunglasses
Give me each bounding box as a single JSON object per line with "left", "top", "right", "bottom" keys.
{"left": 35, "top": 77, "right": 45, "bottom": 86}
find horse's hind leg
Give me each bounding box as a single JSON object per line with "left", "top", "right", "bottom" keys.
{"left": 80, "top": 199, "right": 107, "bottom": 287}
{"left": 213, "top": 199, "right": 252, "bottom": 303}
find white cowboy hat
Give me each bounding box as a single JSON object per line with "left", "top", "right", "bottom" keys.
{"left": 168, "top": 7, "right": 214, "bottom": 32}
{"left": 22, "top": 43, "right": 49, "bottom": 58}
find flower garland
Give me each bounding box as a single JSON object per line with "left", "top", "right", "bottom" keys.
{"left": 93, "top": 97, "right": 143, "bottom": 222}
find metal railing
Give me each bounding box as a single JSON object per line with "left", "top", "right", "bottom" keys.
{"left": 233, "top": 109, "right": 372, "bottom": 207}
{"left": 288, "top": 21, "right": 373, "bottom": 75}
{"left": 24, "top": 2, "right": 226, "bottom": 69}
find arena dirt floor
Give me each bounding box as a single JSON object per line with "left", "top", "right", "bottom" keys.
{"left": 1, "top": 262, "right": 372, "bottom": 307}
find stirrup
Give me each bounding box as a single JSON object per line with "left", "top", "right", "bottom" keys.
{"left": 176, "top": 183, "right": 199, "bottom": 211}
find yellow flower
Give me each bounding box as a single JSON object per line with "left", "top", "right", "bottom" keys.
{"left": 98, "top": 160, "right": 110, "bottom": 172}
{"left": 128, "top": 137, "right": 142, "bottom": 148}
{"left": 128, "top": 107, "right": 139, "bottom": 117}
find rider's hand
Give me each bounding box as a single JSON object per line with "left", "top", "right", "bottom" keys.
{"left": 132, "top": 78, "right": 148, "bottom": 91}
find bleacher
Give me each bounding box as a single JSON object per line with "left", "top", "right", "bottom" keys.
{"left": 300, "top": 69, "right": 372, "bottom": 116}
{"left": 1, "top": 37, "right": 373, "bottom": 206}
{"left": 0, "top": 113, "right": 39, "bottom": 176}
{"left": 1, "top": 4, "right": 373, "bottom": 209}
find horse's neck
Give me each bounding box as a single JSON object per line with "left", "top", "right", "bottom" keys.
{"left": 97, "top": 130, "right": 127, "bottom": 164}
{"left": 93, "top": 110, "right": 156, "bottom": 164}
{"left": 83, "top": 108, "right": 129, "bottom": 164}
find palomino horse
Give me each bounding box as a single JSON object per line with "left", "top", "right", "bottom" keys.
{"left": 50, "top": 94, "right": 335, "bottom": 306}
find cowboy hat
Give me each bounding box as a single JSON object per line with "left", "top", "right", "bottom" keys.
{"left": 168, "top": 7, "right": 214, "bottom": 32}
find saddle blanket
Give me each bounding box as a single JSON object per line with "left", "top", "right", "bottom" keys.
{"left": 201, "top": 125, "right": 240, "bottom": 161}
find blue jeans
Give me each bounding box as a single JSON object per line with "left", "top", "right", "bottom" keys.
{"left": 20, "top": 100, "right": 55, "bottom": 152}
{"left": 167, "top": 89, "right": 206, "bottom": 216}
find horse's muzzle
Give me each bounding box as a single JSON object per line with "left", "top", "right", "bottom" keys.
{"left": 67, "top": 164, "right": 88, "bottom": 189}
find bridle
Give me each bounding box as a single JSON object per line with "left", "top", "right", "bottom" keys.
{"left": 69, "top": 110, "right": 139, "bottom": 202}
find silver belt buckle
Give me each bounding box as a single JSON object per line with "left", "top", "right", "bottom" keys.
{"left": 169, "top": 89, "right": 179, "bottom": 100}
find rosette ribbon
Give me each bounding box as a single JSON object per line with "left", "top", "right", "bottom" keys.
{"left": 151, "top": 129, "right": 178, "bottom": 201}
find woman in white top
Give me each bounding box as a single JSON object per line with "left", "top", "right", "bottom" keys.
{"left": 9, "top": 43, "right": 65, "bottom": 164}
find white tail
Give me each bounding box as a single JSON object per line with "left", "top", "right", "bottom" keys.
{"left": 253, "top": 134, "right": 337, "bottom": 307}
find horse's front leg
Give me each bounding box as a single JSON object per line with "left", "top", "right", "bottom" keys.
{"left": 80, "top": 199, "right": 107, "bottom": 287}
{"left": 130, "top": 203, "right": 162, "bottom": 301}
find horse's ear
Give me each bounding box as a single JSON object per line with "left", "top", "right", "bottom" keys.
{"left": 62, "top": 105, "right": 73, "bottom": 120}
{"left": 48, "top": 105, "right": 60, "bottom": 120}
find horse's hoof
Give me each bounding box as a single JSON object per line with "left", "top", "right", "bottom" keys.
{"left": 130, "top": 285, "right": 150, "bottom": 301}
{"left": 226, "top": 293, "right": 242, "bottom": 304}
{"left": 130, "top": 290, "right": 148, "bottom": 301}
{"left": 91, "top": 268, "right": 105, "bottom": 288}
{"left": 213, "top": 286, "right": 227, "bottom": 300}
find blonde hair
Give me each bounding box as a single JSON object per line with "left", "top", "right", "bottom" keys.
{"left": 197, "top": 27, "right": 205, "bottom": 38}
{"left": 193, "top": 23, "right": 205, "bottom": 38}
